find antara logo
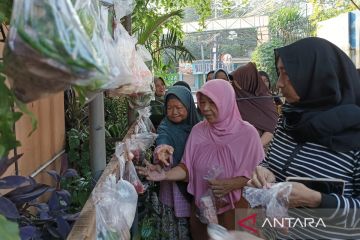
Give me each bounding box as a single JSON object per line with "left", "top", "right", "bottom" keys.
{"left": 261, "top": 218, "right": 326, "bottom": 228}
{"left": 237, "top": 214, "right": 327, "bottom": 233}
{"left": 237, "top": 213, "right": 258, "bottom": 234}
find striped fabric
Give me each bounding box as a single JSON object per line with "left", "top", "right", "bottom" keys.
{"left": 261, "top": 117, "right": 360, "bottom": 239}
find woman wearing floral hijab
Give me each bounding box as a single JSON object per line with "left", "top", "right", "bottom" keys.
{"left": 139, "top": 80, "right": 264, "bottom": 239}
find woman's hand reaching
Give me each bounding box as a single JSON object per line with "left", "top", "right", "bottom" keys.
{"left": 155, "top": 144, "right": 174, "bottom": 167}
{"left": 247, "top": 166, "right": 276, "bottom": 188}
{"left": 136, "top": 160, "right": 166, "bottom": 181}
{"left": 287, "top": 182, "right": 322, "bottom": 208}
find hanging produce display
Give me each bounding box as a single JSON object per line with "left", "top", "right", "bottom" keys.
{"left": 3, "top": 0, "right": 108, "bottom": 102}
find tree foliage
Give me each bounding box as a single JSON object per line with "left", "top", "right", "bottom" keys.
{"left": 0, "top": 0, "right": 13, "bottom": 24}
{"left": 269, "top": 6, "right": 313, "bottom": 44}
{"left": 251, "top": 38, "right": 283, "bottom": 88}
{"left": 132, "top": 0, "right": 203, "bottom": 78}
{"left": 308, "top": 0, "right": 357, "bottom": 33}
{"left": 252, "top": 4, "right": 313, "bottom": 87}
{"left": 184, "top": 28, "right": 257, "bottom": 60}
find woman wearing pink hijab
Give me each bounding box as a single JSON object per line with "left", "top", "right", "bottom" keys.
{"left": 138, "top": 80, "right": 264, "bottom": 239}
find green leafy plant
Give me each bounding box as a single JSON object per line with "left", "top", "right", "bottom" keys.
{"left": 308, "top": 0, "right": 356, "bottom": 34}
{"left": 132, "top": 0, "right": 199, "bottom": 75}
{"left": 251, "top": 38, "right": 283, "bottom": 88}
{"left": 65, "top": 88, "right": 94, "bottom": 212}
{"left": 0, "top": 0, "right": 13, "bottom": 24}
{"left": 104, "top": 96, "right": 128, "bottom": 160}
{"left": 268, "top": 6, "right": 313, "bottom": 44}
{"left": 0, "top": 214, "right": 20, "bottom": 240}
{"left": 61, "top": 171, "right": 93, "bottom": 213}
{"left": 0, "top": 62, "right": 37, "bottom": 160}
{"left": 67, "top": 128, "right": 90, "bottom": 176}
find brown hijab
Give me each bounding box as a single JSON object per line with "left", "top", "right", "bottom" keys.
{"left": 231, "top": 62, "right": 278, "bottom": 133}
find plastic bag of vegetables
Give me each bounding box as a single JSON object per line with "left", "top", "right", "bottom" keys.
{"left": 4, "top": 0, "right": 107, "bottom": 102}
{"left": 75, "top": 0, "right": 146, "bottom": 93}
{"left": 93, "top": 173, "right": 136, "bottom": 240}
{"left": 93, "top": 154, "right": 138, "bottom": 240}
{"left": 108, "top": 24, "right": 153, "bottom": 96}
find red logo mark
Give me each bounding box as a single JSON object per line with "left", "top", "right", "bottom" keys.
{"left": 237, "top": 213, "right": 258, "bottom": 234}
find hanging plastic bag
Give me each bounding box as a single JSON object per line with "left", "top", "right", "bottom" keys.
{"left": 74, "top": 0, "right": 98, "bottom": 37}
{"left": 127, "top": 92, "right": 154, "bottom": 110}
{"left": 74, "top": 0, "right": 133, "bottom": 94}
{"left": 116, "top": 141, "right": 154, "bottom": 194}
{"left": 136, "top": 44, "right": 153, "bottom": 62}
{"left": 113, "top": 0, "right": 135, "bottom": 20}
{"left": 243, "top": 183, "right": 292, "bottom": 219}
{"left": 124, "top": 160, "right": 147, "bottom": 194}
{"left": 93, "top": 170, "right": 137, "bottom": 240}
{"left": 134, "top": 107, "right": 156, "bottom": 133}
{"left": 4, "top": 0, "right": 107, "bottom": 102}
{"left": 107, "top": 24, "right": 153, "bottom": 96}
{"left": 123, "top": 132, "right": 157, "bottom": 164}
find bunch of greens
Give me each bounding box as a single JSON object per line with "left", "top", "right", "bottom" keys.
{"left": 3, "top": 0, "right": 107, "bottom": 103}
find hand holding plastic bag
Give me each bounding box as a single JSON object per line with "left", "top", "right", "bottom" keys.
{"left": 243, "top": 183, "right": 293, "bottom": 219}
{"left": 204, "top": 165, "right": 230, "bottom": 210}
{"left": 197, "top": 165, "right": 229, "bottom": 224}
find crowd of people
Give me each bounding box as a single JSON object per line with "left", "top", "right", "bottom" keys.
{"left": 142, "top": 37, "right": 360, "bottom": 240}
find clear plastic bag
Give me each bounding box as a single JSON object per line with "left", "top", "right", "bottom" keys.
{"left": 134, "top": 107, "right": 156, "bottom": 133}
{"left": 127, "top": 93, "right": 154, "bottom": 110}
{"left": 75, "top": 0, "right": 135, "bottom": 93}
{"left": 203, "top": 165, "right": 230, "bottom": 210}
{"left": 123, "top": 132, "right": 157, "bottom": 164}
{"left": 243, "top": 182, "right": 293, "bottom": 219}
{"left": 208, "top": 224, "right": 236, "bottom": 240}
{"left": 197, "top": 165, "right": 229, "bottom": 224}
{"left": 93, "top": 169, "right": 137, "bottom": 240}
{"left": 198, "top": 194, "right": 218, "bottom": 224}
{"left": 136, "top": 44, "right": 153, "bottom": 62}
{"left": 75, "top": 0, "right": 151, "bottom": 96}
{"left": 124, "top": 160, "right": 147, "bottom": 194}
{"left": 4, "top": 0, "right": 107, "bottom": 102}
{"left": 113, "top": 0, "right": 135, "bottom": 20}
{"left": 74, "top": 0, "right": 99, "bottom": 38}
{"left": 105, "top": 24, "right": 153, "bottom": 96}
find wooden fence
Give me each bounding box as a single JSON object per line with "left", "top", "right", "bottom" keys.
{"left": 1, "top": 26, "right": 65, "bottom": 188}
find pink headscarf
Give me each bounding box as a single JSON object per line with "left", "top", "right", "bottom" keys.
{"left": 182, "top": 80, "right": 264, "bottom": 214}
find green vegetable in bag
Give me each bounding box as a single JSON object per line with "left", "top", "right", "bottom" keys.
{"left": 4, "top": 0, "right": 107, "bottom": 102}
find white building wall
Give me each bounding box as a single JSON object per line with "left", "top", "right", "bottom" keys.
{"left": 317, "top": 11, "right": 360, "bottom": 67}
